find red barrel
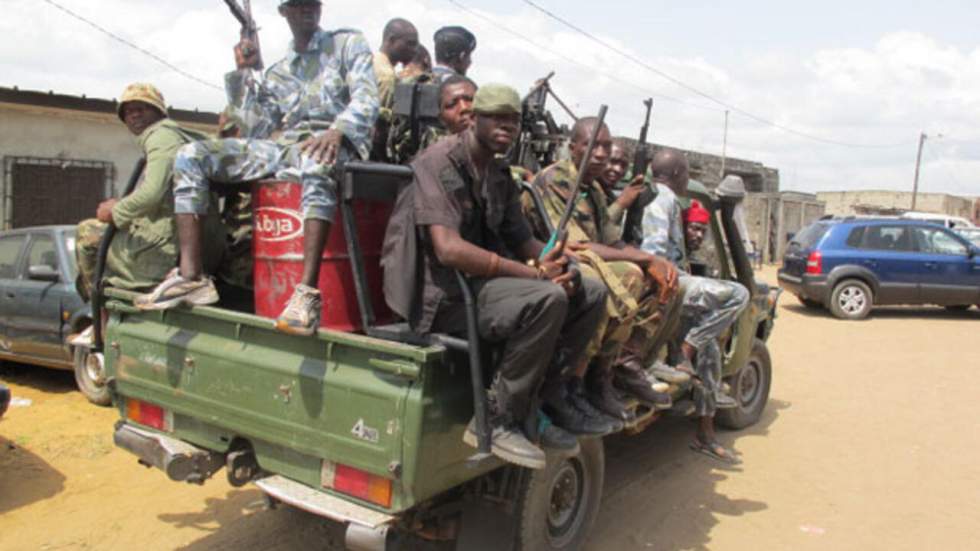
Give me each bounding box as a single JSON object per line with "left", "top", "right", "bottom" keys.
{"left": 252, "top": 180, "right": 393, "bottom": 332}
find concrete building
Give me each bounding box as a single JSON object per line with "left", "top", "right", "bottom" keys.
{"left": 817, "top": 190, "right": 978, "bottom": 223}
{"left": 618, "top": 138, "right": 781, "bottom": 192}
{"left": 0, "top": 86, "right": 218, "bottom": 229}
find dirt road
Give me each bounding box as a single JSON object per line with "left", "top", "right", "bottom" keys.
{"left": 1, "top": 267, "right": 978, "bottom": 550}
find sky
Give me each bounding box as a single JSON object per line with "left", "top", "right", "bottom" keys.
{"left": 3, "top": 0, "right": 979, "bottom": 197}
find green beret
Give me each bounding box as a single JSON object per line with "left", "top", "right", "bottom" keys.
{"left": 473, "top": 84, "right": 521, "bottom": 115}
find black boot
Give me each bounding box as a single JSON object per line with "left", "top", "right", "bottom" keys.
{"left": 542, "top": 382, "right": 613, "bottom": 436}
{"left": 615, "top": 357, "right": 673, "bottom": 410}
{"left": 586, "top": 367, "right": 631, "bottom": 424}
{"left": 537, "top": 412, "right": 581, "bottom": 456}
{"left": 568, "top": 376, "right": 622, "bottom": 434}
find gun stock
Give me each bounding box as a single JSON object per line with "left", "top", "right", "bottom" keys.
{"left": 541, "top": 104, "right": 608, "bottom": 258}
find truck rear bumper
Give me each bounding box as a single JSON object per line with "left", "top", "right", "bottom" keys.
{"left": 113, "top": 422, "right": 223, "bottom": 484}
{"left": 256, "top": 475, "right": 396, "bottom": 551}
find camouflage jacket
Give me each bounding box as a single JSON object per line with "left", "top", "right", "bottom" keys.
{"left": 523, "top": 159, "right": 621, "bottom": 246}
{"left": 225, "top": 28, "right": 380, "bottom": 159}
{"left": 385, "top": 73, "right": 449, "bottom": 164}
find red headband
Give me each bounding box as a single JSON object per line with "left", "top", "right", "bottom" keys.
{"left": 684, "top": 200, "right": 710, "bottom": 224}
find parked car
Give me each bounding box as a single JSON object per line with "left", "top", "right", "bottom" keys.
{"left": 955, "top": 227, "right": 980, "bottom": 247}
{"left": 778, "top": 218, "right": 980, "bottom": 319}
{"left": 0, "top": 226, "right": 105, "bottom": 403}
{"left": 900, "top": 211, "right": 976, "bottom": 230}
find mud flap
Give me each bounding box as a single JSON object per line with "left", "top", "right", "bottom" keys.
{"left": 455, "top": 495, "right": 517, "bottom": 551}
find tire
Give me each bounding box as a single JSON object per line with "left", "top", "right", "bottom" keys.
{"left": 73, "top": 345, "right": 111, "bottom": 406}
{"left": 829, "top": 279, "right": 873, "bottom": 320}
{"left": 717, "top": 339, "right": 772, "bottom": 430}
{"left": 797, "top": 296, "right": 822, "bottom": 309}
{"left": 514, "top": 438, "right": 604, "bottom": 551}
{"left": 944, "top": 305, "right": 971, "bottom": 312}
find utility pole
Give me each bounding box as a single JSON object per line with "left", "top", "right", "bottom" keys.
{"left": 911, "top": 131, "right": 927, "bottom": 211}
{"left": 720, "top": 110, "right": 729, "bottom": 179}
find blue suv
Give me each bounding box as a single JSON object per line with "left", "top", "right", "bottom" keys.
{"left": 778, "top": 218, "right": 980, "bottom": 319}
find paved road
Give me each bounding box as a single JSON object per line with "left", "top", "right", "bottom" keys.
{"left": 1, "top": 268, "right": 978, "bottom": 550}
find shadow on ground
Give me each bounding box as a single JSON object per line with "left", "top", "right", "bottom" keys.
{"left": 0, "top": 435, "right": 66, "bottom": 514}
{"left": 585, "top": 399, "right": 789, "bottom": 551}
{"left": 0, "top": 361, "right": 77, "bottom": 395}
{"left": 781, "top": 303, "right": 980, "bottom": 321}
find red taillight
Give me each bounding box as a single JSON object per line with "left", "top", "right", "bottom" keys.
{"left": 806, "top": 251, "right": 823, "bottom": 274}
{"left": 323, "top": 462, "right": 393, "bottom": 508}
{"left": 126, "top": 398, "right": 170, "bottom": 431}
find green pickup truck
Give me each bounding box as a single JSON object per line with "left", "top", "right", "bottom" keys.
{"left": 104, "top": 163, "right": 779, "bottom": 551}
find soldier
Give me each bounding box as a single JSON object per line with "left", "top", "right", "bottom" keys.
{"left": 640, "top": 150, "right": 748, "bottom": 464}
{"left": 523, "top": 117, "right": 680, "bottom": 424}
{"left": 399, "top": 44, "right": 431, "bottom": 80}
{"left": 374, "top": 18, "right": 419, "bottom": 110}
{"left": 598, "top": 140, "right": 646, "bottom": 230}
{"left": 432, "top": 26, "right": 476, "bottom": 82}
{"left": 438, "top": 75, "right": 476, "bottom": 134}
{"left": 75, "top": 83, "right": 225, "bottom": 314}
{"left": 135, "top": 0, "right": 379, "bottom": 337}
{"left": 381, "top": 84, "right": 609, "bottom": 469}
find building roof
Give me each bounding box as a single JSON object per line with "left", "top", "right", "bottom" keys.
{"left": 0, "top": 86, "right": 219, "bottom": 126}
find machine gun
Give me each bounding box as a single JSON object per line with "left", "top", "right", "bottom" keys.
{"left": 511, "top": 72, "right": 574, "bottom": 174}
{"left": 224, "top": 0, "right": 262, "bottom": 69}
{"left": 622, "top": 99, "right": 656, "bottom": 245}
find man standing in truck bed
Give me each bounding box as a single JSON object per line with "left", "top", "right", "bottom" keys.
{"left": 135, "top": 0, "right": 379, "bottom": 336}
{"left": 382, "top": 84, "right": 608, "bottom": 469}
{"left": 641, "top": 150, "right": 748, "bottom": 464}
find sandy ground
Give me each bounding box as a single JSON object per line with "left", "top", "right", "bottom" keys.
{"left": 1, "top": 266, "right": 978, "bottom": 550}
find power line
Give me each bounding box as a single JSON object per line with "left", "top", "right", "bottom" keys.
{"left": 42, "top": 0, "right": 223, "bottom": 92}
{"left": 523, "top": 0, "right": 910, "bottom": 149}
{"left": 444, "top": 0, "right": 724, "bottom": 116}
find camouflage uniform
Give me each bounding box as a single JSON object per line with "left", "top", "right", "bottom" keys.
{"left": 522, "top": 159, "right": 661, "bottom": 371}
{"left": 640, "top": 183, "right": 749, "bottom": 416}
{"left": 75, "top": 119, "right": 225, "bottom": 299}
{"left": 173, "top": 28, "right": 379, "bottom": 223}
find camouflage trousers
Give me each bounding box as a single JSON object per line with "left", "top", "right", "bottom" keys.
{"left": 173, "top": 137, "right": 350, "bottom": 222}
{"left": 579, "top": 257, "right": 662, "bottom": 371}
{"left": 676, "top": 274, "right": 749, "bottom": 417}
{"left": 75, "top": 218, "right": 177, "bottom": 300}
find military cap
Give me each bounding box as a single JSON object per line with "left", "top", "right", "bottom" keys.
{"left": 116, "top": 83, "right": 167, "bottom": 121}
{"left": 279, "top": 0, "right": 321, "bottom": 5}
{"left": 473, "top": 84, "right": 521, "bottom": 116}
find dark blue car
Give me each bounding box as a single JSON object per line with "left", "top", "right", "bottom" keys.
{"left": 778, "top": 218, "right": 980, "bottom": 319}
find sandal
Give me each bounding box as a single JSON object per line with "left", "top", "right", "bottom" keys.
{"left": 689, "top": 438, "right": 742, "bottom": 464}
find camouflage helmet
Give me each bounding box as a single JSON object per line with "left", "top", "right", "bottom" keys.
{"left": 116, "top": 83, "right": 167, "bottom": 121}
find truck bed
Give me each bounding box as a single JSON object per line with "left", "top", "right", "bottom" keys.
{"left": 104, "top": 289, "right": 502, "bottom": 515}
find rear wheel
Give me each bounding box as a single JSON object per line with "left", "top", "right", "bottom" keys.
{"left": 514, "top": 438, "right": 604, "bottom": 551}
{"left": 717, "top": 339, "right": 772, "bottom": 430}
{"left": 829, "top": 279, "right": 873, "bottom": 320}
{"left": 73, "top": 345, "right": 111, "bottom": 406}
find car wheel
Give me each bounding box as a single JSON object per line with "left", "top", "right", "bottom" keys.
{"left": 514, "top": 438, "right": 604, "bottom": 551}
{"left": 944, "top": 305, "right": 971, "bottom": 312}
{"left": 73, "top": 345, "right": 111, "bottom": 406}
{"left": 797, "top": 296, "right": 822, "bottom": 309}
{"left": 717, "top": 339, "right": 772, "bottom": 430}
{"left": 829, "top": 279, "right": 873, "bottom": 320}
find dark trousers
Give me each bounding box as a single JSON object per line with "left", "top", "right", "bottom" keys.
{"left": 432, "top": 276, "right": 607, "bottom": 424}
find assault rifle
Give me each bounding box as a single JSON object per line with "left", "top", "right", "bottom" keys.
{"left": 541, "top": 104, "right": 608, "bottom": 258}
{"left": 224, "top": 0, "right": 262, "bottom": 69}
{"left": 622, "top": 99, "right": 656, "bottom": 245}
{"left": 511, "top": 72, "right": 573, "bottom": 174}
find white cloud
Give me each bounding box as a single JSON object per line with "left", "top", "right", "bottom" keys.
{"left": 2, "top": 1, "right": 977, "bottom": 197}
